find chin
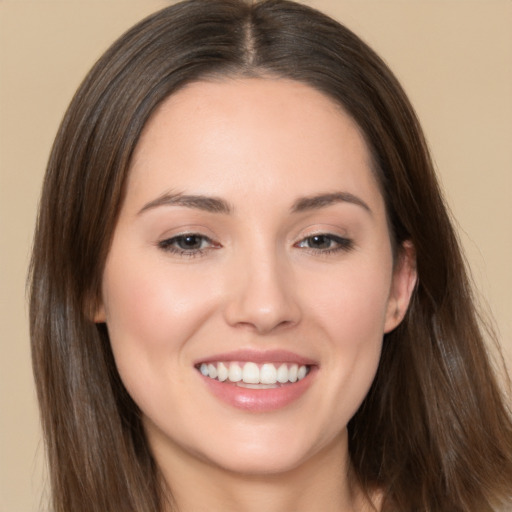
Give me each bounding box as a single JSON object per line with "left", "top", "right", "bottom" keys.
{"left": 187, "top": 420, "right": 345, "bottom": 478}
{"left": 202, "top": 444, "right": 315, "bottom": 477}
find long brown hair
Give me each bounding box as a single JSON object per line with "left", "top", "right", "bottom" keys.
{"left": 29, "top": 1, "right": 512, "bottom": 510}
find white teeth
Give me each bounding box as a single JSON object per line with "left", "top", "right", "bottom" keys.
{"left": 289, "top": 364, "right": 298, "bottom": 383}
{"left": 237, "top": 383, "right": 277, "bottom": 389}
{"left": 276, "top": 363, "right": 289, "bottom": 383}
{"left": 242, "top": 362, "right": 260, "bottom": 383}
{"left": 260, "top": 363, "right": 277, "bottom": 384}
{"left": 207, "top": 363, "right": 217, "bottom": 379}
{"left": 228, "top": 363, "right": 242, "bottom": 382}
{"left": 217, "top": 362, "right": 228, "bottom": 382}
{"left": 199, "top": 361, "right": 310, "bottom": 385}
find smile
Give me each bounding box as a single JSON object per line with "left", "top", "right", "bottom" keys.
{"left": 195, "top": 350, "right": 317, "bottom": 411}
{"left": 197, "top": 361, "right": 310, "bottom": 388}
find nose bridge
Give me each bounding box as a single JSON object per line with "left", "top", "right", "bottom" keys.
{"left": 224, "top": 238, "right": 300, "bottom": 333}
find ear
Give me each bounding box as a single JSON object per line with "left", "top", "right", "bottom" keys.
{"left": 84, "top": 286, "right": 107, "bottom": 323}
{"left": 94, "top": 304, "right": 106, "bottom": 323}
{"left": 90, "top": 292, "right": 107, "bottom": 323}
{"left": 384, "top": 240, "right": 417, "bottom": 333}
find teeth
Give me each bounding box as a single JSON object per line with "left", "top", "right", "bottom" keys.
{"left": 207, "top": 363, "right": 217, "bottom": 379}
{"left": 260, "top": 363, "right": 277, "bottom": 384}
{"left": 228, "top": 363, "right": 242, "bottom": 382}
{"left": 276, "top": 363, "right": 288, "bottom": 383}
{"left": 217, "top": 362, "right": 228, "bottom": 382}
{"left": 199, "top": 361, "right": 310, "bottom": 385}
{"left": 242, "top": 362, "right": 259, "bottom": 384}
{"left": 288, "top": 364, "right": 298, "bottom": 383}
{"left": 237, "top": 382, "right": 277, "bottom": 389}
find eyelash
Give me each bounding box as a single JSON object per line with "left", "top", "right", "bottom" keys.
{"left": 157, "top": 234, "right": 218, "bottom": 258}
{"left": 295, "top": 234, "right": 354, "bottom": 254}
{"left": 158, "top": 232, "right": 353, "bottom": 258}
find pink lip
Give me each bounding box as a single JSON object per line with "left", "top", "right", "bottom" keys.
{"left": 194, "top": 349, "right": 317, "bottom": 366}
{"left": 200, "top": 372, "right": 316, "bottom": 412}
{"left": 195, "top": 349, "right": 318, "bottom": 412}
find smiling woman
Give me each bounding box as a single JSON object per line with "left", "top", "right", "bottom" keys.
{"left": 28, "top": 1, "right": 512, "bottom": 512}
{"left": 95, "top": 79, "right": 415, "bottom": 489}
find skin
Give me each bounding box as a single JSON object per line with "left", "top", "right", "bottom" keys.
{"left": 96, "top": 78, "right": 416, "bottom": 512}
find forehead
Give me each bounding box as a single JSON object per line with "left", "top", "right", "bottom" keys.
{"left": 126, "top": 78, "right": 383, "bottom": 214}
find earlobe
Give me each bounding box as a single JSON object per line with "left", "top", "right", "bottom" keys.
{"left": 94, "top": 309, "right": 106, "bottom": 323}
{"left": 93, "top": 302, "right": 106, "bottom": 323}
{"left": 84, "top": 291, "right": 107, "bottom": 323}
{"left": 384, "top": 240, "right": 417, "bottom": 333}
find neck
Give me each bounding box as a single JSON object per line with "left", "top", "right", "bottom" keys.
{"left": 154, "top": 431, "right": 376, "bottom": 512}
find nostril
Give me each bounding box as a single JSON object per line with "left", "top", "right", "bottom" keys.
{"left": 224, "top": 299, "right": 301, "bottom": 334}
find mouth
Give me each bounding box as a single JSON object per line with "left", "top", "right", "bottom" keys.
{"left": 196, "top": 361, "right": 311, "bottom": 388}
{"left": 194, "top": 351, "right": 317, "bottom": 412}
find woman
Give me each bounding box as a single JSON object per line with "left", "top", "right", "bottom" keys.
{"left": 29, "top": 0, "right": 512, "bottom": 511}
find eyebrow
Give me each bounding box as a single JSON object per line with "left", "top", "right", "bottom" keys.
{"left": 291, "top": 192, "right": 372, "bottom": 215}
{"left": 138, "top": 190, "right": 371, "bottom": 216}
{"left": 138, "top": 193, "right": 232, "bottom": 215}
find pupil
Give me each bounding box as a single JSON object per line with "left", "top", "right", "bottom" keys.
{"left": 310, "top": 235, "right": 330, "bottom": 249}
{"left": 181, "top": 235, "right": 201, "bottom": 249}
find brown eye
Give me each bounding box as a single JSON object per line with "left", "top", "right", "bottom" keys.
{"left": 305, "top": 235, "right": 333, "bottom": 249}
{"left": 158, "top": 234, "right": 217, "bottom": 255}
{"left": 297, "top": 234, "right": 353, "bottom": 253}
{"left": 174, "top": 235, "right": 205, "bottom": 250}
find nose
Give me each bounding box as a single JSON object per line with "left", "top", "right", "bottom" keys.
{"left": 223, "top": 250, "right": 301, "bottom": 334}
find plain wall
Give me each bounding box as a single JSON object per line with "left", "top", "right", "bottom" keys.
{"left": 1, "top": 1, "right": 510, "bottom": 510}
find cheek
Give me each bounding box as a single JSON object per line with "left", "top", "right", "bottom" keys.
{"left": 307, "top": 263, "right": 392, "bottom": 417}
{"left": 311, "top": 260, "right": 393, "bottom": 342}
{"left": 100, "top": 254, "right": 218, "bottom": 391}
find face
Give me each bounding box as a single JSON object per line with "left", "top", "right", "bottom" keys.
{"left": 96, "top": 78, "right": 416, "bottom": 478}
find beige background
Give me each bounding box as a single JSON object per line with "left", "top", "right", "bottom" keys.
{"left": 1, "top": 1, "right": 511, "bottom": 511}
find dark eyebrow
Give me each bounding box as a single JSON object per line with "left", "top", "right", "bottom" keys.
{"left": 291, "top": 192, "right": 372, "bottom": 215}
{"left": 138, "top": 193, "right": 232, "bottom": 215}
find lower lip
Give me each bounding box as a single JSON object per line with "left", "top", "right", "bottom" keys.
{"left": 199, "top": 368, "right": 316, "bottom": 412}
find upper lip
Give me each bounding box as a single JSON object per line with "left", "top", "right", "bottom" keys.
{"left": 194, "top": 349, "right": 317, "bottom": 367}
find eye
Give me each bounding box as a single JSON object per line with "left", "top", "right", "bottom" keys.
{"left": 158, "top": 233, "right": 218, "bottom": 256}
{"left": 296, "top": 234, "right": 353, "bottom": 253}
